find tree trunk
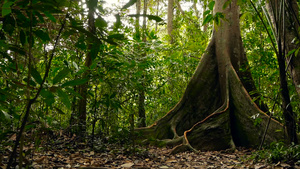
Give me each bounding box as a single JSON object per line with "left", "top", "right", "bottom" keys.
{"left": 77, "top": 0, "right": 98, "bottom": 138}
{"left": 137, "top": 0, "right": 147, "bottom": 128}
{"left": 155, "top": 0, "right": 159, "bottom": 32}
{"left": 167, "top": 0, "right": 174, "bottom": 43}
{"left": 135, "top": 0, "right": 141, "bottom": 38}
{"left": 266, "top": 0, "right": 300, "bottom": 99}
{"left": 265, "top": 0, "right": 298, "bottom": 144}
{"left": 136, "top": 0, "right": 287, "bottom": 153}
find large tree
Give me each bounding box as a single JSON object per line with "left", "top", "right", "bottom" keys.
{"left": 136, "top": 0, "right": 287, "bottom": 152}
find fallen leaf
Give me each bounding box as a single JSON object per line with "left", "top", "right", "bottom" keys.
{"left": 166, "top": 159, "right": 177, "bottom": 163}
{"left": 35, "top": 156, "right": 46, "bottom": 164}
{"left": 121, "top": 162, "right": 134, "bottom": 168}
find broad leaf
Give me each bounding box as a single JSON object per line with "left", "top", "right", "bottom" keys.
{"left": 114, "top": 14, "right": 121, "bottom": 30}
{"left": 202, "top": 14, "right": 213, "bottom": 26}
{"left": 9, "top": 45, "right": 26, "bottom": 56}
{"left": 31, "top": 67, "right": 43, "bottom": 84}
{"left": 95, "top": 17, "right": 107, "bottom": 28}
{"left": 20, "top": 30, "right": 26, "bottom": 46}
{"left": 40, "top": 89, "right": 55, "bottom": 106}
{"left": 208, "top": 1, "right": 215, "bottom": 10}
{"left": 107, "top": 34, "right": 125, "bottom": 40}
{"left": 56, "top": 88, "right": 71, "bottom": 109}
{"left": 0, "top": 110, "right": 11, "bottom": 122}
{"left": 62, "top": 78, "right": 88, "bottom": 87}
{"left": 53, "top": 68, "right": 70, "bottom": 85}
{"left": 34, "top": 30, "right": 50, "bottom": 42}
{"left": 287, "top": 49, "right": 296, "bottom": 57}
{"left": 128, "top": 14, "right": 163, "bottom": 22}
{"left": 2, "top": 0, "right": 14, "bottom": 17}
{"left": 43, "top": 11, "right": 56, "bottom": 22}
{"left": 71, "top": 25, "right": 101, "bottom": 43}
{"left": 121, "top": 0, "right": 137, "bottom": 10}
{"left": 203, "top": 10, "right": 211, "bottom": 16}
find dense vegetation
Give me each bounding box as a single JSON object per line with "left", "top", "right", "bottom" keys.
{"left": 0, "top": 0, "right": 299, "bottom": 168}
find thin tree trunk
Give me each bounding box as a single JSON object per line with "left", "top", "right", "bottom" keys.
{"left": 136, "top": 0, "right": 141, "bottom": 38}
{"left": 203, "top": 3, "right": 208, "bottom": 32}
{"left": 192, "top": 0, "right": 199, "bottom": 19}
{"left": 174, "top": 0, "right": 184, "bottom": 16}
{"left": 167, "top": 0, "right": 174, "bottom": 43}
{"left": 137, "top": 0, "right": 147, "bottom": 127}
{"left": 77, "top": 0, "right": 98, "bottom": 138}
{"left": 265, "top": 0, "right": 298, "bottom": 144}
{"left": 266, "top": 0, "right": 300, "bottom": 98}
{"left": 155, "top": 0, "right": 159, "bottom": 32}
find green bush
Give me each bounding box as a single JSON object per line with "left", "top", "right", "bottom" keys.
{"left": 251, "top": 142, "right": 300, "bottom": 164}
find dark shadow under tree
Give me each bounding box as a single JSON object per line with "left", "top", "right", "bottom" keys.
{"left": 136, "top": 0, "right": 287, "bottom": 153}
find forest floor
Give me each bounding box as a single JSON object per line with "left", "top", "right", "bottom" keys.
{"left": 1, "top": 134, "right": 300, "bottom": 169}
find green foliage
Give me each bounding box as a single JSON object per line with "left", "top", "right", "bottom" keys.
{"left": 0, "top": 0, "right": 299, "bottom": 164}
{"left": 2, "top": 0, "right": 14, "bottom": 17}
{"left": 128, "top": 14, "right": 164, "bottom": 22}
{"left": 107, "top": 127, "right": 131, "bottom": 144}
{"left": 251, "top": 142, "right": 300, "bottom": 164}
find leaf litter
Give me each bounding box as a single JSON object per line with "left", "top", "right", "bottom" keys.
{"left": 1, "top": 134, "right": 300, "bottom": 169}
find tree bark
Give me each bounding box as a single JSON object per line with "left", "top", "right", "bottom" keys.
{"left": 136, "top": 0, "right": 287, "bottom": 153}
{"left": 167, "top": 0, "right": 174, "bottom": 43}
{"left": 137, "top": 0, "right": 147, "bottom": 127}
{"left": 77, "top": 0, "right": 98, "bottom": 138}
{"left": 266, "top": 0, "right": 300, "bottom": 99}
{"left": 265, "top": 0, "right": 298, "bottom": 144}
{"left": 135, "top": 0, "right": 141, "bottom": 38}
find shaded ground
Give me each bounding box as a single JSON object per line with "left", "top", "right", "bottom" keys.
{"left": 1, "top": 134, "right": 300, "bottom": 169}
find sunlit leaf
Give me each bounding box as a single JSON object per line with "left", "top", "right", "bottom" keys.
{"left": 203, "top": 10, "right": 211, "bottom": 16}
{"left": 128, "top": 14, "right": 163, "bottom": 22}
{"left": 202, "top": 14, "right": 213, "bottom": 26}
{"left": 208, "top": 1, "right": 215, "bottom": 10}
{"left": 121, "top": 0, "right": 137, "bottom": 10}
{"left": 95, "top": 17, "right": 107, "bottom": 28}
{"left": 287, "top": 49, "right": 296, "bottom": 57}
{"left": 0, "top": 110, "right": 11, "bottom": 122}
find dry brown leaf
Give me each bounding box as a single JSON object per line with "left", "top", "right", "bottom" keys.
{"left": 35, "top": 156, "right": 46, "bottom": 164}
{"left": 166, "top": 159, "right": 177, "bottom": 163}
{"left": 121, "top": 162, "right": 134, "bottom": 168}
